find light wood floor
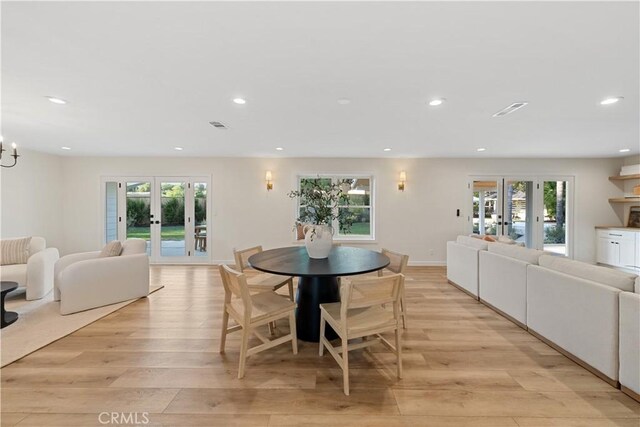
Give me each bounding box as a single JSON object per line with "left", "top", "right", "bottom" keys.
{"left": 1, "top": 266, "right": 639, "bottom": 426}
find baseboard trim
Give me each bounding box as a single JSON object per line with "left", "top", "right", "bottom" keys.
{"left": 211, "top": 260, "right": 236, "bottom": 266}
{"left": 479, "top": 298, "right": 527, "bottom": 330}
{"left": 621, "top": 385, "right": 640, "bottom": 403}
{"left": 447, "top": 280, "right": 479, "bottom": 301}
{"left": 408, "top": 261, "right": 446, "bottom": 267}
{"left": 528, "top": 329, "right": 619, "bottom": 388}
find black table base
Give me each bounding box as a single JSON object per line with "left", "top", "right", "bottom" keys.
{"left": 296, "top": 276, "right": 340, "bottom": 342}
{"left": 2, "top": 311, "right": 18, "bottom": 328}
{"left": 1, "top": 281, "right": 19, "bottom": 329}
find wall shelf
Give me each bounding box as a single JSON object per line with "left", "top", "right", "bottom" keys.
{"left": 608, "top": 197, "right": 640, "bottom": 203}
{"left": 609, "top": 174, "right": 640, "bottom": 181}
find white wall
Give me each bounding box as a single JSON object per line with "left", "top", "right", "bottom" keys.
{"left": 0, "top": 148, "right": 65, "bottom": 249}
{"left": 54, "top": 155, "right": 623, "bottom": 264}
{"left": 0, "top": 152, "right": 624, "bottom": 263}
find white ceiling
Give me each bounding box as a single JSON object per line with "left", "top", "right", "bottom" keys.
{"left": 2, "top": 1, "right": 638, "bottom": 158}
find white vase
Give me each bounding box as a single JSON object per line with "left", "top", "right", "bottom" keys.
{"left": 303, "top": 224, "right": 334, "bottom": 259}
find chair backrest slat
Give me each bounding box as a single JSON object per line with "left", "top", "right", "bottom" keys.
{"left": 380, "top": 248, "right": 409, "bottom": 275}
{"left": 233, "top": 246, "right": 263, "bottom": 272}
{"left": 341, "top": 274, "right": 403, "bottom": 314}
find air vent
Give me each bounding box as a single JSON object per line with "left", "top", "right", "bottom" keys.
{"left": 492, "top": 102, "right": 528, "bottom": 117}
{"left": 209, "top": 121, "right": 229, "bottom": 129}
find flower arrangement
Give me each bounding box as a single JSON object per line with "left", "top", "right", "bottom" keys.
{"left": 288, "top": 177, "right": 353, "bottom": 238}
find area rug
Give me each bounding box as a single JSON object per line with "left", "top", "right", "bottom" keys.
{"left": 0, "top": 285, "right": 163, "bottom": 367}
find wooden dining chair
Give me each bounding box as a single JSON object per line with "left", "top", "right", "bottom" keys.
{"left": 378, "top": 248, "right": 409, "bottom": 329}
{"left": 319, "top": 273, "right": 404, "bottom": 395}
{"left": 219, "top": 265, "right": 298, "bottom": 379}
{"left": 233, "top": 246, "right": 295, "bottom": 301}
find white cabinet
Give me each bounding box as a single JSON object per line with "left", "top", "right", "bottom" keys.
{"left": 597, "top": 236, "right": 618, "bottom": 265}
{"left": 619, "top": 237, "right": 637, "bottom": 269}
{"left": 596, "top": 229, "right": 638, "bottom": 271}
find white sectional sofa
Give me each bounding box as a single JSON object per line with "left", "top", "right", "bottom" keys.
{"left": 54, "top": 239, "right": 149, "bottom": 315}
{"left": 0, "top": 236, "right": 59, "bottom": 300}
{"left": 479, "top": 243, "right": 545, "bottom": 327}
{"left": 446, "top": 235, "right": 489, "bottom": 298}
{"left": 527, "top": 255, "right": 637, "bottom": 385}
{"left": 448, "top": 234, "right": 640, "bottom": 399}
{"left": 619, "top": 283, "right": 640, "bottom": 400}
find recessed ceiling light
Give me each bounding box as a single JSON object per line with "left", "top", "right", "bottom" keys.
{"left": 174, "top": 147, "right": 183, "bottom": 151}
{"left": 61, "top": 146, "right": 71, "bottom": 150}
{"left": 47, "top": 96, "right": 67, "bottom": 105}
{"left": 600, "top": 96, "right": 623, "bottom": 105}
{"left": 383, "top": 148, "right": 392, "bottom": 152}
{"left": 337, "top": 98, "right": 351, "bottom": 105}
{"left": 275, "top": 147, "right": 284, "bottom": 151}
{"left": 233, "top": 98, "right": 246, "bottom": 105}
{"left": 477, "top": 148, "right": 487, "bottom": 152}
{"left": 428, "top": 98, "right": 445, "bottom": 106}
{"left": 619, "top": 148, "right": 631, "bottom": 153}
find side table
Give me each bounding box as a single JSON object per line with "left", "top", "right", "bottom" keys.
{"left": 1, "top": 281, "right": 19, "bottom": 328}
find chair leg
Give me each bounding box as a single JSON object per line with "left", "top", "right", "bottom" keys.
{"left": 395, "top": 326, "right": 403, "bottom": 379}
{"left": 288, "top": 279, "right": 294, "bottom": 302}
{"left": 289, "top": 311, "right": 298, "bottom": 355}
{"left": 238, "top": 326, "right": 250, "bottom": 379}
{"left": 318, "top": 314, "right": 326, "bottom": 356}
{"left": 342, "top": 335, "right": 350, "bottom": 396}
{"left": 401, "top": 295, "right": 408, "bottom": 329}
{"left": 219, "top": 309, "right": 229, "bottom": 353}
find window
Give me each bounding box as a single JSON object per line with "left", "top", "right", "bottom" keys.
{"left": 297, "top": 175, "right": 374, "bottom": 240}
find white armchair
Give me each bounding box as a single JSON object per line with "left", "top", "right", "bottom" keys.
{"left": 54, "top": 239, "right": 149, "bottom": 315}
{"left": 0, "top": 237, "right": 59, "bottom": 300}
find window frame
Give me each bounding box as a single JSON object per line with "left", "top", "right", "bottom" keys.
{"left": 295, "top": 173, "right": 376, "bottom": 242}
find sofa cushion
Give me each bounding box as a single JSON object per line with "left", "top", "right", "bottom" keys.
{"left": 0, "top": 263, "right": 27, "bottom": 285}
{"left": 635, "top": 277, "right": 640, "bottom": 294}
{"left": 497, "top": 235, "right": 517, "bottom": 245}
{"left": 121, "top": 239, "right": 147, "bottom": 256}
{"left": 456, "top": 235, "right": 489, "bottom": 250}
{"left": 100, "top": 240, "right": 123, "bottom": 257}
{"left": 488, "top": 243, "right": 545, "bottom": 265}
{"left": 1, "top": 237, "right": 32, "bottom": 266}
{"left": 539, "top": 255, "right": 637, "bottom": 292}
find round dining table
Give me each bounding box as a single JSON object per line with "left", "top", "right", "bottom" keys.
{"left": 248, "top": 246, "right": 390, "bottom": 342}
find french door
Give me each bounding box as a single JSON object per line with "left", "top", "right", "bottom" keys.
{"left": 469, "top": 176, "right": 573, "bottom": 257}
{"left": 103, "top": 176, "right": 210, "bottom": 263}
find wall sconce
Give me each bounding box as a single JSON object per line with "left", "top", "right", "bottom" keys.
{"left": 265, "top": 170, "right": 273, "bottom": 191}
{"left": 398, "top": 171, "right": 406, "bottom": 191}
{"left": 0, "top": 137, "right": 20, "bottom": 168}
